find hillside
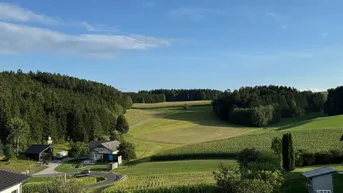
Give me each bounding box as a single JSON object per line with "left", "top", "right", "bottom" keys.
{"left": 0, "top": 71, "right": 131, "bottom": 145}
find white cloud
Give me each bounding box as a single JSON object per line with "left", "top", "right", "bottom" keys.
{"left": 0, "top": 21, "right": 171, "bottom": 59}
{"left": 80, "top": 22, "right": 119, "bottom": 33}
{"left": 169, "top": 7, "right": 223, "bottom": 21}
{"left": 143, "top": 2, "right": 155, "bottom": 7}
{"left": 321, "top": 33, "right": 328, "bottom": 37}
{"left": 0, "top": 2, "right": 58, "bottom": 24}
{"left": 0, "top": 3, "right": 172, "bottom": 59}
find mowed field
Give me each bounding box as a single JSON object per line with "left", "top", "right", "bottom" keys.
{"left": 124, "top": 104, "right": 253, "bottom": 158}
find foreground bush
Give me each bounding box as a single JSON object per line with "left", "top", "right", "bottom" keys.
{"left": 23, "top": 178, "right": 82, "bottom": 193}
{"left": 103, "top": 184, "right": 216, "bottom": 193}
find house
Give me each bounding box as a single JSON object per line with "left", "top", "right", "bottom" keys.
{"left": 24, "top": 145, "right": 54, "bottom": 162}
{"left": 302, "top": 167, "right": 336, "bottom": 193}
{"left": 88, "top": 140, "right": 121, "bottom": 162}
{"left": 0, "top": 169, "right": 31, "bottom": 193}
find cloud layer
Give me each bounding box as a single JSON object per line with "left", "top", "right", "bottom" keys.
{"left": 0, "top": 3, "right": 171, "bottom": 59}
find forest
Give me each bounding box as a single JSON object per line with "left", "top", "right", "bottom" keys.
{"left": 0, "top": 70, "right": 132, "bottom": 153}
{"left": 124, "top": 92, "right": 166, "bottom": 103}
{"left": 212, "top": 86, "right": 326, "bottom": 127}
{"left": 135, "top": 89, "right": 222, "bottom": 102}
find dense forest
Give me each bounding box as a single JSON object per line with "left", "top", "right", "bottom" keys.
{"left": 137, "top": 89, "right": 222, "bottom": 102}
{"left": 324, "top": 86, "right": 343, "bottom": 116}
{"left": 212, "top": 86, "right": 325, "bottom": 127}
{"left": 0, "top": 70, "right": 132, "bottom": 153}
{"left": 124, "top": 92, "right": 166, "bottom": 103}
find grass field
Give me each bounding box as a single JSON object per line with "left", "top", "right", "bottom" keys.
{"left": 0, "top": 158, "right": 47, "bottom": 173}
{"left": 132, "top": 100, "right": 211, "bottom": 109}
{"left": 124, "top": 105, "right": 253, "bottom": 158}
{"left": 53, "top": 142, "right": 71, "bottom": 155}
{"left": 103, "top": 160, "right": 237, "bottom": 192}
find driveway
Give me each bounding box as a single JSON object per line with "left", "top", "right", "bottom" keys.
{"left": 32, "top": 158, "right": 73, "bottom": 177}
{"left": 83, "top": 172, "right": 123, "bottom": 189}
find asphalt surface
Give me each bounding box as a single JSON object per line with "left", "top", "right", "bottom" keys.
{"left": 83, "top": 172, "right": 123, "bottom": 189}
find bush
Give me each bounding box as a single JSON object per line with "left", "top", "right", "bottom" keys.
{"left": 116, "top": 115, "right": 129, "bottom": 134}
{"left": 213, "top": 164, "right": 241, "bottom": 193}
{"left": 118, "top": 141, "right": 136, "bottom": 162}
{"left": 282, "top": 133, "right": 295, "bottom": 171}
{"left": 315, "top": 151, "right": 334, "bottom": 164}
{"left": 68, "top": 142, "right": 88, "bottom": 158}
{"left": 295, "top": 150, "right": 304, "bottom": 167}
{"left": 236, "top": 179, "right": 273, "bottom": 193}
{"left": 302, "top": 152, "right": 316, "bottom": 166}
{"left": 23, "top": 178, "right": 82, "bottom": 193}
{"left": 238, "top": 148, "right": 261, "bottom": 168}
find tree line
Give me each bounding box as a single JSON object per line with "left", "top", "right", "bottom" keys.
{"left": 212, "top": 86, "right": 325, "bottom": 127}
{"left": 324, "top": 86, "right": 343, "bottom": 116}
{"left": 130, "top": 89, "right": 223, "bottom": 103}
{"left": 124, "top": 92, "right": 166, "bottom": 103}
{"left": 0, "top": 70, "right": 132, "bottom": 155}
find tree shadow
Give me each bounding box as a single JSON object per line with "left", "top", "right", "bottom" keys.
{"left": 275, "top": 120, "right": 313, "bottom": 131}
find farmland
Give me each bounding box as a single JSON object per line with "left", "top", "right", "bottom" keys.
{"left": 99, "top": 101, "right": 343, "bottom": 192}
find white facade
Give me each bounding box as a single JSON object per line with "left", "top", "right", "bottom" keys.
{"left": 0, "top": 183, "right": 22, "bottom": 193}
{"left": 89, "top": 147, "right": 118, "bottom": 161}
{"left": 312, "top": 175, "right": 334, "bottom": 193}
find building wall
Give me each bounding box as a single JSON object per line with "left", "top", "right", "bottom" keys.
{"left": 312, "top": 175, "right": 333, "bottom": 193}
{"left": 1, "top": 183, "right": 22, "bottom": 193}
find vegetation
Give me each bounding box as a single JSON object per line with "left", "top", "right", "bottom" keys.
{"left": 132, "top": 100, "right": 211, "bottom": 109}
{"left": 125, "top": 92, "right": 166, "bottom": 103}
{"left": 6, "top": 117, "right": 30, "bottom": 156}
{"left": 116, "top": 115, "right": 129, "bottom": 134}
{"left": 282, "top": 133, "right": 295, "bottom": 171}
{"left": 0, "top": 70, "right": 131, "bottom": 152}
{"left": 23, "top": 178, "right": 82, "bottom": 193}
{"left": 0, "top": 158, "right": 47, "bottom": 173}
{"left": 139, "top": 89, "right": 222, "bottom": 102}
{"left": 55, "top": 160, "right": 108, "bottom": 173}
{"left": 213, "top": 86, "right": 325, "bottom": 126}
{"left": 118, "top": 141, "right": 137, "bottom": 161}
{"left": 325, "top": 86, "right": 343, "bottom": 116}
{"left": 68, "top": 142, "right": 88, "bottom": 158}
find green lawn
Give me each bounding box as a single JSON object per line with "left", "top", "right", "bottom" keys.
{"left": 103, "top": 159, "right": 237, "bottom": 192}
{"left": 0, "top": 158, "right": 47, "bottom": 173}
{"left": 53, "top": 142, "right": 71, "bottom": 156}
{"left": 125, "top": 106, "right": 253, "bottom": 159}
{"left": 55, "top": 160, "right": 109, "bottom": 173}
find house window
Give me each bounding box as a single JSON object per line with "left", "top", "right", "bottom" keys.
{"left": 11, "top": 189, "right": 18, "bottom": 193}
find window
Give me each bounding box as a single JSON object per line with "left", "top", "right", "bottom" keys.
{"left": 11, "top": 189, "right": 18, "bottom": 193}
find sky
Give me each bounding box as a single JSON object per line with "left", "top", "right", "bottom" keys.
{"left": 0, "top": 0, "right": 343, "bottom": 92}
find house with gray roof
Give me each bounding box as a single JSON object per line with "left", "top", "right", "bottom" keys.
{"left": 88, "top": 140, "right": 121, "bottom": 162}
{"left": 0, "top": 170, "right": 31, "bottom": 193}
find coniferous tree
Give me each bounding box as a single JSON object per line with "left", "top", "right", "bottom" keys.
{"left": 116, "top": 115, "right": 129, "bottom": 134}
{"left": 282, "top": 133, "right": 295, "bottom": 171}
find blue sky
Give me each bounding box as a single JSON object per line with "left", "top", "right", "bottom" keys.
{"left": 0, "top": 0, "right": 343, "bottom": 92}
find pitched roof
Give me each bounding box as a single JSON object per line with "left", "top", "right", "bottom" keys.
{"left": 302, "top": 167, "right": 336, "bottom": 178}
{"left": 0, "top": 170, "right": 31, "bottom": 191}
{"left": 89, "top": 140, "right": 121, "bottom": 152}
{"left": 25, "top": 144, "right": 52, "bottom": 154}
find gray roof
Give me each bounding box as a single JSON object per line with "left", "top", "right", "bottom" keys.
{"left": 25, "top": 145, "right": 52, "bottom": 154}
{"left": 302, "top": 167, "right": 336, "bottom": 178}
{"left": 89, "top": 140, "right": 121, "bottom": 152}
{"left": 0, "top": 170, "right": 31, "bottom": 191}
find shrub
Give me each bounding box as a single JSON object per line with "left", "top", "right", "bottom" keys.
{"left": 315, "top": 151, "right": 334, "bottom": 164}
{"left": 238, "top": 148, "right": 261, "bottom": 168}
{"left": 329, "top": 149, "right": 343, "bottom": 163}
{"left": 236, "top": 179, "right": 273, "bottom": 193}
{"left": 282, "top": 133, "right": 295, "bottom": 171}
{"left": 68, "top": 142, "right": 88, "bottom": 158}
{"left": 118, "top": 141, "right": 137, "bottom": 162}
{"left": 295, "top": 150, "right": 304, "bottom": 167}
{"left": 302, "top": 152, "right": 315, "bottom": 166}
{"left": 116, "top": 115, "right": 129, "bottom": 134}
{"left": 213, "top": 164, "right": 241, "bottom": 193}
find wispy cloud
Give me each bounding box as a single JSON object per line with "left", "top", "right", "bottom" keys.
{"left": 143, "top": 2, "right": 155, "bottom": 7}
{"left": 169, "top": 7, "right": 223, "bottom": 21}
{"left": 0, "top": 2, "right": 59, "bottom": 24}
{"left": 0, "top": 22, "right": 171, "bottom": 59}
{"left": 267, "top": 12, "right": 288, "bottom": 29}
{"left": 80, "top": 22, "right": 119, "bottom": 33}
{"left": 321, "top": 33, "right": 328, "bottom": 37}
{"left": 0, "top": 3, "right": 171, "bottom": 59}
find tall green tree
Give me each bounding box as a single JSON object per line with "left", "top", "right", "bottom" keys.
{"left": 116, "top": 115, "right": 129, "bottom": 134}
{"left": 282, "top": 133, "right": 295, "bottom": 171}
{"left": 90, "top": 114, "right": 103, "bottom": 140}
{"left": 7, "top": 117, "right": 30, "bottom": 155}
{"left": 118, "top": 141, "right": 136, "bottom": 161}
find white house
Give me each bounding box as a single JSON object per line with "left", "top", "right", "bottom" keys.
{"left": 0, "top": 170, "right": 31, "bottom": 193}
{"left": 88, "top": 140, "right": 122, "bottom": 163}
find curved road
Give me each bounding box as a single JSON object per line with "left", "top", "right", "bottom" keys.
{"left": 32, "top": 160, "right": 123, "bottom": 189}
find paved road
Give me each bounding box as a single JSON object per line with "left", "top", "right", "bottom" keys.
{"left": 83, "top": 172, "right": 123, "bottom": 189}
{"left": 32, "top": 158, "right": 73, "bottom": 176}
